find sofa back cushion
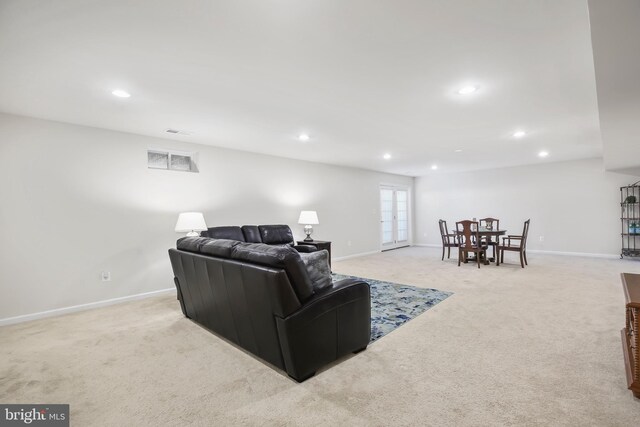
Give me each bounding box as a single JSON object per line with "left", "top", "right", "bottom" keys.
{"left": 231, "top": 243, "right": 314, "bottom": 302}
{"left": 203, "top": 226, "right": 245, "bottom": 241}
{"left": 177, "top": 237, "right": 314, "bottom": 302}
{"left": 177, "top": 236, "right": 212, "bottom": 253}
{"left": 200, "top": 239, "right": 242, "bottom": 258}
{"left": 258, "top": 225, "right": 294, "bottom": 246}
{"left": 241, "top": 225, "right": 262, "bottom": 243}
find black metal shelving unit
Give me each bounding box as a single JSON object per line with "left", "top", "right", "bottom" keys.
{"left": 621, "top": 181, "right": 640, "bottom": 258}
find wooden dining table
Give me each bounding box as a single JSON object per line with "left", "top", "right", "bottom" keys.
{"left": 456, "top": 227, "right": 507, "bottom": 264}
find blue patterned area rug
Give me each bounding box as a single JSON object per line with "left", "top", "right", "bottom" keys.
{"left": 332, "top": 274, "right": 452, "bottom": 343}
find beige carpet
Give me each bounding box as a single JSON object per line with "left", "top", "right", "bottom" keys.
{"left": 2, "top": 247, "right": 640, "bottom": 426}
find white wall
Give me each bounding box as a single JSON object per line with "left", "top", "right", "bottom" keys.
{"left": 0, "top": 113, "right": 412, "bottom": 320}
{"left": 414, "top": 158, "right": 638, "bottom": 256}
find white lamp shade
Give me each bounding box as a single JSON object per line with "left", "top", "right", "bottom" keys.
{"left": 298, "top": 211, "right": 319, "bottom": 225}
{"left": 175, "top": 212, "right": 207, "bottom": 232}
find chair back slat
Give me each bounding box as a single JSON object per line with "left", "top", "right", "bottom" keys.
{"left": 479, "top": 217, "right": 499, "bottom": 231}
{"left": 456, "top": 220, "right": 479, "bottom": 250}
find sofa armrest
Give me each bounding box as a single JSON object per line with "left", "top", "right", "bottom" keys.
{"left": 298, "top": 278, "right": 369, "bottom": 317}
{"left": 293, "top": 244, "right": 318, "bottom": 253}
{"left": 275, "top": 278, "right": 371, "bottom": 381}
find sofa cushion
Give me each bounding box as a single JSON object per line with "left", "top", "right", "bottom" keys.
{"left": 231, "top": 243, "right": 314, "bottom": 302}
{"left": 203, "top": 226, "right": 245, "bottom": 241}
{"left": 177, "top": 236, "right": 212, "bottom": 253}
{"left": 299, "top": 250, "right": 332, "bottom": 291}
{"left": 258, "top": 225, "right": 294, "bottom": 245}
{"left": 241, "top": 225, "right": 262, "bottom": 243}
{"left": 200, "top": 239, "right": 242, "bottom": 258}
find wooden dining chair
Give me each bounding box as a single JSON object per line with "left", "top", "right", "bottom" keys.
{"left": 496, "top": 219, "right": 530, "bottom": 268}
{"left": 438, "top": 219, "right": 459, "bottom": 260}
{"left": 479, "top": 217, "right": 500, "bottom": 259}
{"left": 456, "top": 220, "right": 487, "bottom": 268}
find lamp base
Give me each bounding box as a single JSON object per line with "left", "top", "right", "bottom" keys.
{"left": 186, "top": 231, "right": 200, "bottom": 237}
{"left": 303, "top": 225, "right": 314, "bottom": 242}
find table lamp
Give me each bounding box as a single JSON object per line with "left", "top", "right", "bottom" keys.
{"left": 298, "top": 211, "right": 319, "bottom": 242}
{"left": 175, "top": 212, "right": 207, "bottom": 237}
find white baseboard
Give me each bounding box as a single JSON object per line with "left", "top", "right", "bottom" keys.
{"left": 412, "top": 243, "right": 619, "bottom": 259}
{"left": 0, "top": 288, "right": 175, "bottom": 327}
{"left": 333, "top": 250, "right": 381, "bottom": 262}
{"left": 525, "top": 249, "right": 619, "bottom": 259}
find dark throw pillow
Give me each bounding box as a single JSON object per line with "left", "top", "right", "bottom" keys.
{"left": 299, "top": 250, "right": 332, "bottom": 291}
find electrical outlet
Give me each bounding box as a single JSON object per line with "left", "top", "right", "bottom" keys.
{"left": 101, "top": 271, "right": 111, "bottom": 282}
{"left": 539, "top": 236, "right": 544, "bottom": 242}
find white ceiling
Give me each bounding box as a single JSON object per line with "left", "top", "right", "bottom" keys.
{"left": 0, "top": 0, "right": 602, "bottom": 176}
{"left": 588, "top": 0, "right": 640, "bottom": 177}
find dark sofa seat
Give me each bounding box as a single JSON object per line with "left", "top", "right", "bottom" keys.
{"left": 169, "top": 236, "right": 371, "bottom": 382}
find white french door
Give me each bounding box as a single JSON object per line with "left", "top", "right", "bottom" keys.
{"left": 380, "top": 185, "right": 410, "bottom": 251}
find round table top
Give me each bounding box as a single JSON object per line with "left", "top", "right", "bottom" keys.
{"left": 455, "top": 228, "right": 507, "bottom": 235}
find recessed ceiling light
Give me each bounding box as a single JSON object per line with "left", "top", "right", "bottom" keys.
{"left": 111, "top": 89, "right": 131, "bottom": 98}
{"left": 383, "top": 153, "right": 392, "bottom": 160}
{"left": 513, "top": 130, "right": 526, "bottom": 138}
{"left": 455, "top": 149, "right": 463, "bottom": 152}
{"left": 298, "top": 134, "right": 310, "bottom": 142}
{"left": 538, "top": 151, "right": 549, "bottom": 158}
{"left": 457, "top": 85, "right": 478, "bottom": 95}
{"left": 431, "top": 165, "right": 438, "bottom": 170}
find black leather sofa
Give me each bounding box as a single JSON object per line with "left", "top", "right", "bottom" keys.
{"left": 168, "top": 236, "right": 371, "bottom": 382}
{"left": 201, "top": 224, "right": 317, "bottom": 253}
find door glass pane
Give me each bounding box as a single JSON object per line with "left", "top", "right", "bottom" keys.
{"left": 381, "top": 189, "right": 394, "bottom": 244}
{"left": 396, "top": 190, "right": 408, "bottom": 242}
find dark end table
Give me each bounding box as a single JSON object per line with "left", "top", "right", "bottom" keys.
{"left": 622, "top": 273, "right": 640, "bottom": 398}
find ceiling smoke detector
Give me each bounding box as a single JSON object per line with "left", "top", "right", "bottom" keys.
{"left": 165, "top": 129, "right": 192, "bottom": 136}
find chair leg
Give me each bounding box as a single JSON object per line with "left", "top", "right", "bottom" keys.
{"left": 523, "top": 250, "right": 528, "bottom": 265}
{"left": 501, "top": 250, "right": 504, "bottom": 263}
{"left": 447, "top": 246, "right": 451, "bottom": 259}
{"left": 496, "top": 249, "right": 500, "bottom": 266}
{"left": 519, "top": 251, "right": 525, "bottom": 268}
{"left": 477, "top": 251, "right": 481, "bottom": 268}
{"left": 458, "top": 248, "right": 461, "bottom": 266}
{"left": 442, "top": 245, "right": 445, "bottom": 261}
